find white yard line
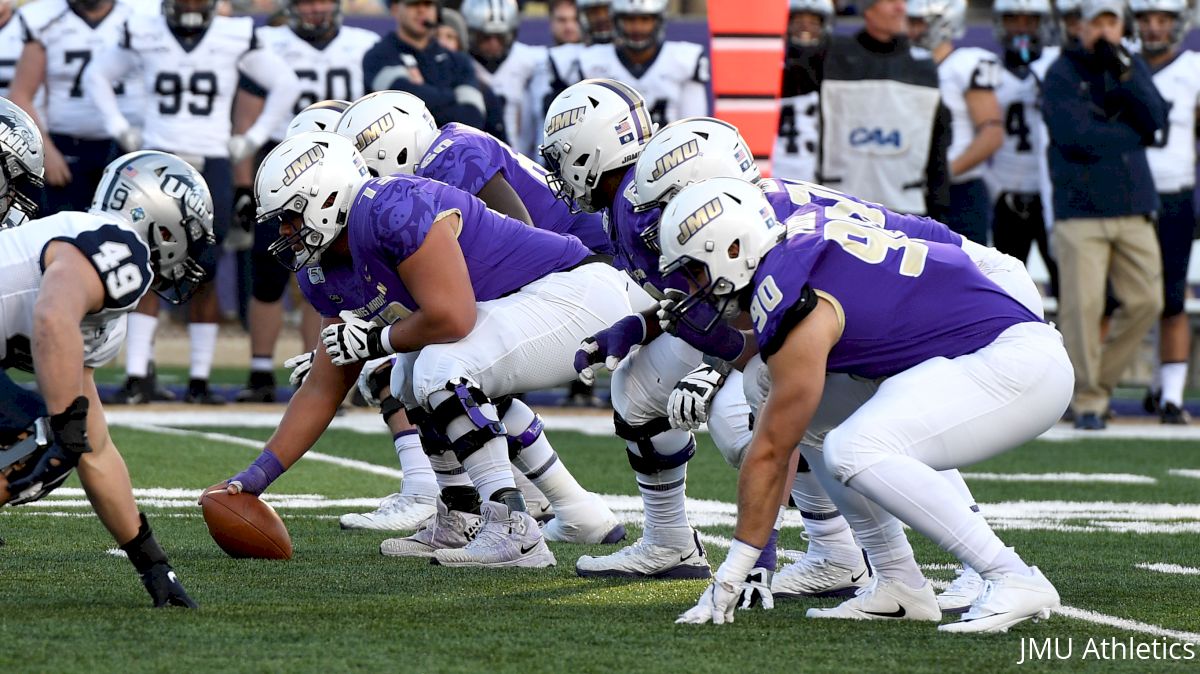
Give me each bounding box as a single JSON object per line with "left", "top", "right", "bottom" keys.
{"left": 1135, "top": 563, "right": 1200, "bottom": 576}
{"left": 962, "top": 472, "right": 1157, "bottom": 484}
{"left": 1168, "top": 469, "right": 1200, "bottom": 480}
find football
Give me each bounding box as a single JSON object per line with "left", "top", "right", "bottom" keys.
{"left": 200, "top": 483, "right": 293, "bottom": 560}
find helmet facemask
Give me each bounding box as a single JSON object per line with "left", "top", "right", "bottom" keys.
{"left": 263, "top": 194, "right": 342, "bottom": 272}
{"left": 288, "top": 0, "right": 343, "bottom": 41}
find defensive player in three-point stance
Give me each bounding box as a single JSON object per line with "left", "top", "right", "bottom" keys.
{"left": 668, "top": 178, "right": 1071, "bottom": 633}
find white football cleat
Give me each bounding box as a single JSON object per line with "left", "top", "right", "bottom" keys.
{"left": 379, "top": 502, "right": 482, "bottom": 558}
{"left": 576, "top": 527, "right": 711, "bottom": 579}
{"left": 939, "top": 567, "right": 1060, "bottom": 634}
{"left": 937, "top": 567, "right": 985, "bottom": 614}
{"left": 541, "top": 494, "right": 627, "bottom": 545}
{"left": 432, "top": 502, "right": 556, "bottom": 568}
{"left": 340, "top": 493, "right": 437, "bottom": 531}
{"left": 806, "top": 576, "right": 941, "bottom": 621}
{"left": 772, "top": 552, "right": 871, "bottom": 599}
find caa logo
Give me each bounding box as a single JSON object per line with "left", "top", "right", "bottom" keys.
{"left": 849, "top": 128, "right": 903, "bottom": 153}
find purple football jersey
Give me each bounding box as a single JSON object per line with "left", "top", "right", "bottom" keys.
{"left": 759, "top": 178, "right": 963, "bottom": 245}
{"left": 416, "top": 123, "right": 613, "bottom": 255}
{"left": 296, "top": 262, "right": 366, "bottom": 319}
{"left": 347, "top": 175, "right": 590, "bottom": 321}
{"left": 750, "top": 213, "right": 1040, "bottom": 379}
{"left": 607, "top": 167, "right": 689, "bottom": 297}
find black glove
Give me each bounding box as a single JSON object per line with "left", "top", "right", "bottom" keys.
{"left": 1094, "top": 39, "right": 1133, "bottom": 81}
{"left": 141, "top": 562, "right": 199, "bottom": 608}
{"left": 233, "top": 186, "right": 256, "bottom": 235}
{"left": 7, "top": 396, "right": 90, "bottom": 504}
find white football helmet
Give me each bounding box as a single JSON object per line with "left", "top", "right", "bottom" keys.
{"left": 0, "top": 97, "right": 44, "bottom": 221}
{"left": 539, "top": 78, "right": 656, "bottom": 213}
{"left": 993, "top": 0, "right": 1054, "bottom": 60}
{"left": 254, "top": 131, "right": 370, "bottom": 271}
{"left": 285, "top": 99, "right": 351, "bottom": 139}
{"left": 335, "top": 91, "right": 439, "bottom": 177}
{"left": 789, "top": 0, "right": 835, "bottom": 45}
{"left": 907, "top": 0, "right": 967, "bottom": 50}
{"left": 577, "top": 0, "right": 614, "bottom": 44}
{"left": 92, "top": 151, "right": 216, "bottom": 303}
{"left": 658, "top": 177, "right": 783, "bottom": 333}
{"left": 612, "top": 0, "right": 667, "bottom": 51}
{"left": 462, "top": 0, "right": 521, "bottom": 68}
{"left": 1130, "top": 0, "right": 1189, "bottom": 55}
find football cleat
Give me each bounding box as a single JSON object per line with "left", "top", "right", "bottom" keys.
{"left": 432, "top": 502, "right": 556, "bottom": 568}
{"left": 541, "top": 493, "right": 627, "bottom": 544}
{"left": 772, "top": 551, "right": 871, "bottom": 599}
{"left": 937, "top": 567, "right": 985, "bottom": 614}
{"left": 576, "top": 527, "right": 711, "bottom": 579}
{"left": 1161, "top": 402, "right": 1191, "bottom": 425}
{"left": 939, "top": 567, "right": 1060, "bottom": 634}
{"left": 379, "top": 501, "right": 482, "bottom": 558}
{"left": 806, "top": 576, "right": 941, "bottom": 621}
{"left": 340, "top": 493, "right": 437, "bottom": 531}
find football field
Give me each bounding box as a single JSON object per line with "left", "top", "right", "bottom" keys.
{"left": 3, "top": 410, "right": 1200, "bottom": 673}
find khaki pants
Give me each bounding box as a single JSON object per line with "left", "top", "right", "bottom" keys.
{"left": 1052, "top": 216, "right": 1164, "bottom": 415}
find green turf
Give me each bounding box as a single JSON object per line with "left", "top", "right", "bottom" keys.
{"left": 3, "top": 425, "right": 1199, "bottom": 673}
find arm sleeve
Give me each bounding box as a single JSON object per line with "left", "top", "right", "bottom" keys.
{"left": 923, "top": 101, "right": 952, "bottom": 222}
{"left": 83, "top": 39, "right": 138, "bottom": 136}
{"left": 238, "top": 47, "right": 301, "bottom": 146}
{"left": 1041, "top": 64, "right": 1146, "bottom": 161}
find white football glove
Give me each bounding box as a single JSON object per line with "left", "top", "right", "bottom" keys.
{"left": 227, "top": 134, "right": 260, "bottom": 164}
{"left": 284, "top": 350, "right": 315, "bottom": 387}
{"left": 117, "top": 126, "right": 143, "bottom": 153}
{"left": 668, "top": 364, "right": 727, "bottom": 431}
{"left": 738, "top": 567, "right": 775, "bottom": 611}
{"left": 321, "top": 312, "right": 394, "bottom": 366}
{"left": 675, "top": 579, "right": 741, "bottom": 625}
{"left": 356, "top": 357, "right": 394, "bottom": 407}
{"left": 656, "top": 289, "right": 687, "bottom": 334}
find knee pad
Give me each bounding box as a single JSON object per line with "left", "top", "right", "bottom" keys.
{"left": 614, "top": 412, "right": 695, "bottom": 475}
{"left": 379, "top": 394, "right": 404, "bottom": 425}
{"left": 505, "top": 412, "right": 545, "bottom": 461}
{"left": 406, "top": 406, "right": 453, "bottom": 456}
{"left": 430, "top": 379, "right": 507, "bottom": 463}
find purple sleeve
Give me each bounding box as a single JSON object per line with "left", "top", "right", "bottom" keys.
{"left": 417, "top": 126, "right": 503, "bottom": 196}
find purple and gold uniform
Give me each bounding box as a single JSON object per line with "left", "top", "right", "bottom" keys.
{"left": 347, "top": 174, "right": 591, "bottom": 321}
{"left": 750, "top": 213, "right": 1041, "bottom": 378}
{"left": 416, "top": 123, "right": 613, "bottom": 255}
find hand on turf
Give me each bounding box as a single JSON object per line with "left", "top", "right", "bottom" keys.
{"left": 676, "top": 579, "right": 740, "bottom": 625}
{"left": 285, "top": 350, "right": 315, "bottom": 387}
{"left": 141, "top": 562, "right": 198, "bottom": 608}
{"left": 321, "top": 313, "right": 392, "bottom": 366}
{"left": 737, "top": 567, "right": 774, "bottom": 611}
{"left": 667, "top": 364, "right": 727, "bottom": 431}
{"left": 573, "top": 314, "right": 646, "bottom": 385}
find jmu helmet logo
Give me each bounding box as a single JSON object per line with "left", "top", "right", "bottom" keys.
{"left": 676, "top": 196, "right": 724, "bottom": 245}
{"left": 283, "top": 145, "right": 325, "bottom": 186}
{"left": 650, "top": 139, "right": 699, "bottom": 181}
{"left": 544, "top": 106, "right": 587, "bottom": 136}
{"left": 353, "top": 113, "right": 395, "bottom": 152}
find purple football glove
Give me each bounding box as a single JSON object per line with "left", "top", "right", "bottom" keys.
{"left": 226, "top": 449, "right": 286, "bottom": 496}
{"left": 574, "top": 314, "right": 648, "bottom": 385}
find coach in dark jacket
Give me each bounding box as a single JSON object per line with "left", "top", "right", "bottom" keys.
{"left": 1042, "top": 0, "right": 1168, "bottom": 430}
{"left": 363, "top": 0, "right": 486, "bottom": 129}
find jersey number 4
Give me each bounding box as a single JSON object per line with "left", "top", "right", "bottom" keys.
{"left": 155, "top": 72, "right": 218, "bottom": 116}
{"left": 92, "top": 241, "right": 145, "bottom": 300}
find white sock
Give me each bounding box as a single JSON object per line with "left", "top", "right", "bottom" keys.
{"left": 627, "top": 428, "right": 694, "bottom": 542}
{"left": 393, "top": 431, "right": 437, "bottom": 499}
{"left": 792, "top": 467, "right": 861, "bottom": 567}
{"left": 250, "top": 356, "right": 274, "bottom": 372}
{"left": 503, "top": 400, "right": 590, "bottom": 508}
{"left": 849, "top": 457, "right": 1032, "bottom": 580}
{"left": 938, "top": 469, "right": 985, "bottom": 573}
{"left": 428, "top": 452, "right": 474, "bottom": 489}
{"left": 427, "top": 389, "right": 515, "bottom": 502}
{"left": 125, "top": 313, "right": 158, "bottom": 378}
{"left": 1160, "top": 362, "right": 1188, "bottom": 407}
{"left": 188, "top": 323, "right": 219, "bottom": 380}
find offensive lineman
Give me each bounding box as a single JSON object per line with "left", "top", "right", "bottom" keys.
{"left": 1131, "top": 0, "right": 1200, "bottom": 424}
{"left": 574, "top": 0, "right": 710, "bottom": 127}
{"left": 84, "top": 0, "right": 300, "bottom": 405}
{"left": 0, "top": 105, "right": 211, "bottom": 607}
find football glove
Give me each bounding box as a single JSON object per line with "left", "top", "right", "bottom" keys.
{"left": 357, "top": 357, "right": 395, "bottom": 407}
{"left": 226, "top": 449, "right": 286, "bottom": 496}
{"left": 668, "top": 364, "right": 728, "bottom": 431}
{"left": 117, "top": 126, "right": 143, "bottom": 153}
{"left": 141, "top": 562, "right": 199, "bottom": 608}
{"left": 321, "top": 312, "right": 394, "bottom": 366}
{"left": 227, "top": 134, "right": 260, "bottom": 164}
{"left": 7, "top": 396, "right": 91, "bottom": 505}
{"left": 738, "top": 567, "right": 775, "bottom": 611}
{"left": 676, "top": 579, "right": 741, "bottom": 625}
{"left": 657, "top": 292, "right": 746, "bottom": 362}
{"left": 284, "top": 350, "right": 315, "bottom": 388}
{"left": 233, "top": 186, "right": 256, "bottom": 234}
{"left": 573, "top": 314, "right": 647, "bottom": 385}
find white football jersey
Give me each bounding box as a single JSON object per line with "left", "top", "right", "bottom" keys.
{"left": 988, "top": 63, "right": 1043, "bottom": 195}
{"left": 0, "top": 211, "right": 152, "bottom": 371}
{"left": 772, "top": 92, "right": 820, "bottom": 182}
{"left": 17, "top": 0, "right": 144, "bottom": 139}
{"left": 255, "top": 24, "right": 379, "bottom": 143}
{"left": 938, "top": 46, "right": 1002, "bottom": 184}
{"left": 575, "top": 41, "right": 710, "bottom": 127}
{"left": 476, "top": 41, "right": 546, "bottom": 158}
{"left": 0, "top": 16, "right": 24, "bottom": 99}
{"left": 1145, "top": 50, "right": 1200, "bottom": 193}
{"left": 1031, "top": 46, "right": 1060, "bottom": 229}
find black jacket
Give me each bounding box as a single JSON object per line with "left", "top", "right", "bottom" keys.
{"left": 362, "top": 33, "right": 486, "bottom": 129}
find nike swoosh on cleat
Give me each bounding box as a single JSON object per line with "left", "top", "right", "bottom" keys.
{"left": 863, "top": 606, "right": 907, "bottom": 618}
{"left": 520, "top": 543, "right": 541, "bottom": 555}
{"left": 680, "top": 550, "right": 698, "bottom": 562}
{"left": 851, "top": 570, "right": 867, "bottom": 583}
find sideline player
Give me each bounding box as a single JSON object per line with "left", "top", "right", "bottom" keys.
{"left": 773, "top": 0, "right": 833, "bottom": 182}
{"left": 461, "top": 0, "right": 545, "bottom": 156}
